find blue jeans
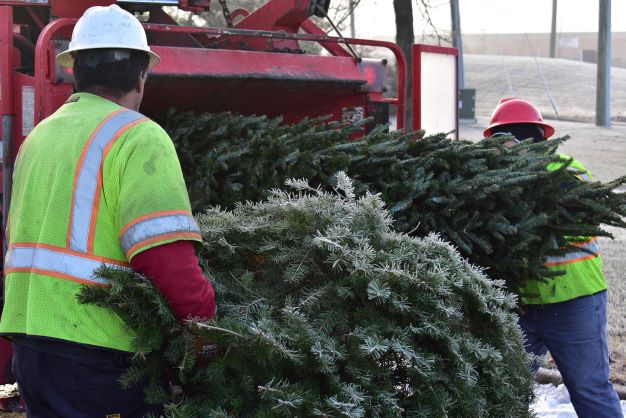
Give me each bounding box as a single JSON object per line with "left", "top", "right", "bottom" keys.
{"left": 519, "top": 291, "right": 623, "bottom": 418}
{"left": 12, "top": 338, "right": 163, "bottom": 418}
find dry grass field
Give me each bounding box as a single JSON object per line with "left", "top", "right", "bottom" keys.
{"left": 464, "top": 54, "right": 626, "bottom": 124}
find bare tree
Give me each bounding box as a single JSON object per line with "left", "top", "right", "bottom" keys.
{"left": 312, "top": 0, "right": 362, "bottom": 35}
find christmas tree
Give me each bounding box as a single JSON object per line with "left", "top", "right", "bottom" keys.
{"left": 81, "top": 174, "right": 535, "bottom": 417}
{"left": 162, "top": 111, "right": 626, "bottom": 292}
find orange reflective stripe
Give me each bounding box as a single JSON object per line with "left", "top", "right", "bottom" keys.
{"left": 5, "top": 267, "right": 110, "bottom": 287}
{"left": 86, "top": 117, "right": 147, "bottom": 253}
{"left": 544, "top": 253, "right": 598, "bottom": 267}
{"left": 544, "top": 238, "right": 600, "bottom": 267}
{"left": 570, "top": 238, "right": 597, "bottom": 248}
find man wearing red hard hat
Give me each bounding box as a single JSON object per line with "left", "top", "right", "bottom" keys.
{"left": 484, "top": 98, "right": 555, "bottom": 143}
{"left": 485, "top": 98, "right": 623, "bottom": 418}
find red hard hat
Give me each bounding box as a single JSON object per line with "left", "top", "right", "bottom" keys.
{"left": 483, "top": 98, "right": 555, "bottom": 139}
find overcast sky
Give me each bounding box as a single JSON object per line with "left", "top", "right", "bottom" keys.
{"left": 354, "top": 0, "right": 625, "bottom": 39}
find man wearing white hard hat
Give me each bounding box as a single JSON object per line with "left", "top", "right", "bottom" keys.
{"left": 0, "top": 5, "right": 216, "bottom": 416}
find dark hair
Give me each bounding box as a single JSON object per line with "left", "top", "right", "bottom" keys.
{"left": 73, "top": 49, "right": 150, "bottom": 97}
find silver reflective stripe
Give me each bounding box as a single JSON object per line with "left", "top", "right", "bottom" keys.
{"left": 5, "top": 247, "right": 127, "bottom": 285}
{"left": 120, "top": 214, "right": 200, "bottom": 255}
{"left": 70, "top": 110, "right": 145, "bottom": 252}
{"left": 566, "top": 167, "right": 591, "bottom": 182}
{"left": 545, "top": 239, "right": 600, "bottom": 266}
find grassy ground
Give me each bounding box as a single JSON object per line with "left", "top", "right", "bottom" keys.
{"left": 464, "top": 54, "right": 626, "bottom": 124}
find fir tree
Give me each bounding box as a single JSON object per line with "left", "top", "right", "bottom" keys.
{"left": 161, "top": 111, "right": 626, "bottom": 292}
{"left": 81, "top": 175, "right": 535, "bottom": 417}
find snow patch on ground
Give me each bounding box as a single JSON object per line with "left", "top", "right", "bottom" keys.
{"left": 0, "top": 383, "right": 18, "bottom": 400}
{"left": 532, "top": 384, "right": 626, "bottom": 417}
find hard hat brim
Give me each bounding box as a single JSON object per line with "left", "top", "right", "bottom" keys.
{"left": 56, "top": 46, "right": 161, "bottom": 69}
{"left": 484, "top": 121, "right": 555, "bottom": 140}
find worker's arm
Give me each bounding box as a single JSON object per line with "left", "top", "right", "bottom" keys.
{"left": 106, "top": 121, "right": 216, "bottom": 323}
{"left": 130, "top": 240, "right": 216, "bottom": 322}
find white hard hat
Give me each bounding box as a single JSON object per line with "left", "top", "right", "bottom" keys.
{"left": 56, "top": 4, "right": 160, "bottom": 68}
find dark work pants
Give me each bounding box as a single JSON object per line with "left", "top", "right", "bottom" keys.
{"left": 12, "top": 338, "right": 163, "bottom": 418}
{"left": 519, "top": 291, "right": 623, "bottom": 418}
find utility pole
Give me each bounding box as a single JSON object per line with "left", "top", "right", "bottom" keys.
{"left": 596, "top": 0, "right": 611, "bottom": 127}
{"left": 393, "top": 0, "right": 414, "bottom": 129}
{"left": 549, "top": 0, "right": 557, "bottom": 58}
{"left": 450, "top": 0, "right": 464, "bottom": 89}
{"left": 349, "top": 0, "right": 356, "bottom": 38}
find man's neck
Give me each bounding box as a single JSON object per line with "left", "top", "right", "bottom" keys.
{"left": 81, "top": 87, "right": 137, "bottom": 110}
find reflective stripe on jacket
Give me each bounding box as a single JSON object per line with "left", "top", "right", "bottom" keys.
{"left": 519, "top": 154, "right": 607, "bottom": 304}
{"left": 0, "top": 93, "right": 201, "bottom": 351}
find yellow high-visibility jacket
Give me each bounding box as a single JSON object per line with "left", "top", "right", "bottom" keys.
{"left": 0, "top": 93, "right": 201, "bottom": 352}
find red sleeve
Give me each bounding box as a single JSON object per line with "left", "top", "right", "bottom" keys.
{"left": 130, "top": 240, "right": 216, "bottom": 322}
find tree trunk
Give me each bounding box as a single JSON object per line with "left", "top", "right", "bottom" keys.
{"left": 393, "top": 0, "right": 414, "bottom": 130}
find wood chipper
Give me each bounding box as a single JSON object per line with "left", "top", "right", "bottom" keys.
{"left": 0, "top": 0, "right": 413, "bottom": 258}
{"left": 0, "top": 0, "right": 458, "bottom": 402}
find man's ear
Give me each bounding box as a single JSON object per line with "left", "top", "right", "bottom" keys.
{"left": 135, "top": 71, "right": 147, "bottom": 94}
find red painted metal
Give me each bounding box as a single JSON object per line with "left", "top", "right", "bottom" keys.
{"left": 24, "top": 17, "right": 405, "bottom": 127}
{"left": 300, "top": 19, "right": 351, "bottom": 58}
{"left": 50, "top": 0, "right": 114, "bottom": 18}
{"left": 412, "top": 44, "right": 458, "bottom": 139}
{"left": 225, "top": 0, "right": 313, "bottom": 51}
{"left": 0, "top": 6, "right": 14, "bottom": 204}
{"left": 9, "top": 18, "right": 399, "bottom": 128}
{"left": 150, "top": 46, "right": 371, "bottom": 84}
{"left": 33, "top": 17, "right": 74, "bottom": 123}
{"left": 142, "top": 47, "right": 373, "bottom": 123}
{"left": 0, "top": 7, "right": 14, "bottom": 115}
{"left": 178, "top": 0, "right": 211, "bottom": 12}
{"left": 140, "top": 23, "right": 407, "bottom": 128}
{"left": 229, "top": 8, "right": 249, "bottom": 22}
{"left": 0, "top": 1, "right": 49, "bottom": 5}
